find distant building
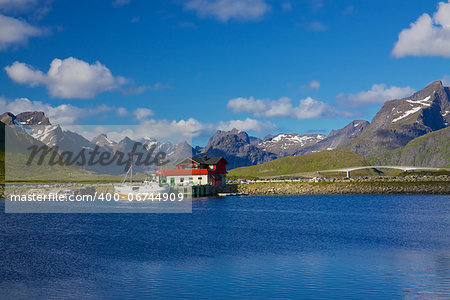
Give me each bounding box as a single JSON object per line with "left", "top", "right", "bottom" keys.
{"left": 158, "top": 156, "right": 228, "bottom": 187}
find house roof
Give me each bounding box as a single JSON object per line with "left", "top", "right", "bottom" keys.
{"left": 192, "top": 156, "right": 228, "bottom": 165}
{"left": 176, "top": 156, "right": 228, "bottom": 165}
{"left": 157, "top": 169, "right": 209, "bottom": 176}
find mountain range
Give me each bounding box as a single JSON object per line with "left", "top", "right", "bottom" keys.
{"left": 1, "top": 80, "right": 449, "bottom": 172}
{"left": 341, "top": 80, "right": 449, "bottom": 157}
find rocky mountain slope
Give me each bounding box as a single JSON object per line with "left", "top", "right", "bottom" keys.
{"left": 91, "top": 133, "right": 117, "bottom": 149}
{"left": 90, "top": 135, "right": 195, "bottom": 168}
{"left": 296, "top": 120, "right": 369, "bottom": 155}
{"left": 2, "top": 123, "right": 96, "bottom": 181}
{"left": 371, "top": 127, "right": 449, "bottom": 168}
{"left": 341, "top": 81, "right": 449, "bottom": 157}
{"left": 3, "top": 79, "right": 449, "bottom": 172}
{"left": 258, "top": 133, "right": 325, "bottom": 157}
{"left": 1, "top": 111, "right": 101, "bottom": 153}
{"left": 0, "top": 111, "right": 51, "bottom": 126}
{"left": 200, "top": 128, "right": 277, "bottom": 169}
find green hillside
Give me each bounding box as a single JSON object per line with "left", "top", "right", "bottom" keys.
{"left": 370, "top": 127, "right": 450, "bottom": 168}
{"left": 228, "top": 150, "right": 370, "bottom": 178}
{"left": 1, "top": 124, "right": 120, "bottom": 182}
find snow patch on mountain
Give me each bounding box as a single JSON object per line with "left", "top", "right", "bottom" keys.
{"left": 391, "top": 96, "right": 435, "bottom": 123}
{"left": 258, "top": 133, "right": 325, "bottom": 156}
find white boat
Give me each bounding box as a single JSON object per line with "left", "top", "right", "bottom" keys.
{"left": 114, "top": 161, "right": 170, "bottom": 199}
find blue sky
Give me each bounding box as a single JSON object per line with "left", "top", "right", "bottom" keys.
{"left": 1, "top": 0, "right": 450, "bottom": 145}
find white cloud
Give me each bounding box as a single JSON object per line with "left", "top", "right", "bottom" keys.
{"left": 136, "top": 118, "right": 213, "bottom": 141}
{"left": 0, "top": 97, "right": 141, "bottom": 125}
{"left": 0, "top": 13, "right": 44, "bottom": 49}
{"left": 227, "top": 96, "right": 342, "bottom": 119}
{"left": 5, "top": 57, "right": 127, "bottom": 99}
{"left": 393, "top": 1, "right": 450, "bottom": 57}
{"left": 338, "top": 84, "right": 415, "bottom": 106}
{"left": 184, "top": 0, "right": 270, "bottom": 22}
{"left": 136, "top": 116, "right": 274, "bottom": 138}
{"left": 116, "top": 107, "right": 128, "bottom": 116}
{"left": 442, "top": 76, "right": 450, "bottom": 86}
{"left": 217, "top": 118, "right": 275, "bottom": 132}
{"left": 0, "top": 96, "right": 276, "bottom": 141}
{"left": 0, "top": 97, "right": 110, "bottom": 124}
{"left": 70, "top": 116, "right": 275, "bottom": 145}
{"left": 134, "top": 117, "right": 273, "bottom": 141}
{"left": 133, "top": 108, "right": 154, "bottom": 120}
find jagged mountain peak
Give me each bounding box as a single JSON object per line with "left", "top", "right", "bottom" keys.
{"left": 206, "top": 128, "right": 250, "bottom": 149}
{"left": 295, "top": 120, "right": 370, "bottom": 155}
{"left": 17, "top": 111, "right": 51, "bottom": 125}
{"left": 341, "top": 80, "right": 449, "bottom": 157}
{"left": 201, "top": 128, "right": 276, "bottom": 169}
{"left": 371, "top": 80, "right": 449, "bottom": 129}
{"left": 329, "top": 120, "right": 369, "bottom": 137}
{"left": 229, "top": 128, "right": 241, "bottom": 134}
{"left": 257, "top": 133, "right": 326, "bottom": 157}
{"left": 91, "top": 133, "right": 117, "bottom": 147}
{"left": 119, "top": 136, "right": 134, "bottom": 144}
{"left": 0, "top": 111, "right": 51, "bottom": 126}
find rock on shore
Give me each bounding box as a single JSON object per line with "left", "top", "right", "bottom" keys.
{"left": 236, "top": 176, "right": 450, "bottom": 195}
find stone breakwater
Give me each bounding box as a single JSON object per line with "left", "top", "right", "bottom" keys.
{"left": 235, "top": 175, "right": 450, "bottom": 195}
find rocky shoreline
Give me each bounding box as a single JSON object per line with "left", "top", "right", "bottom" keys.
{"left": 1, "top": 175, "right": 449, "bottom": 199}
{"left": 234, "top": 175, "right": 450, "bottom": 195}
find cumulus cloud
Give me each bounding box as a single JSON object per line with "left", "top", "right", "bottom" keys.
{"left": 184, "top": 0, "right": 270, "bottom": 22}
{"left": 105, "top": 117, "right": 275, "bottom": 142}
{"left": 136, "top": 117, "right": 274, "bottom": 139}
{"left": 133, "top": 108, "right": 154, "bottom": 120}
{"left": 0, "top": 96, "right": 276, "bottom": 141}
{"left": 217, "top": 118, "right": 275, "bottom": 132}
{"left": 0, "top": 13, "right": 44, "bottom": 49}
{"left": 227, "top": 96, "right": 342, "bottom": 119}
{"left": 393, "top": 1, "right": 450, "bottom": 57}
{"left": 0, "top": 97, "right": 116, "bottom": 124}
{"left": 67, "top": 117, "right": 275, "bottom": 145}
{"left": 337, "top": 84, "right": 415, "bottom": 106}
{"left": 5, "top": 57, "right": 127, "bottom": 99}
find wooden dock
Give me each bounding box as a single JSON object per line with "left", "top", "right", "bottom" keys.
{"left": 170, "top": 184, "right": 243, "bottom": 197}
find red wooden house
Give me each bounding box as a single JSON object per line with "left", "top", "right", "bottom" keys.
{"left": 158, "top": 156, "right": 228, "bottom": 187}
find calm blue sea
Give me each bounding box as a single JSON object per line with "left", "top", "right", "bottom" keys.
{"left": 1, "top": 194, "right": 449, "bottom": 299}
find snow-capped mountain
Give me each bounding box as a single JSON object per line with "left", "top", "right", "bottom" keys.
{"left": 0, "top": 111, "right": 51, "bottom": 126}
{"left": 0, "top": 112, "right": 97, "bottom": 152}
{"left": 296, "top": 120, "right": 370, "bottom": 155}
{"left": 342, "top": 80, "right": 450, "bottom": 157}
{"left": 91, "top": 133, "right": 117, "bottom": 148}
{"left": 91, "top": 135, "right": 195, "bottom": 167}
{"left": 257, "top": 133, "right": 326, "bottom": 157}
{"left": 3, "top": 79, "right": 449, "bottom": 172}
